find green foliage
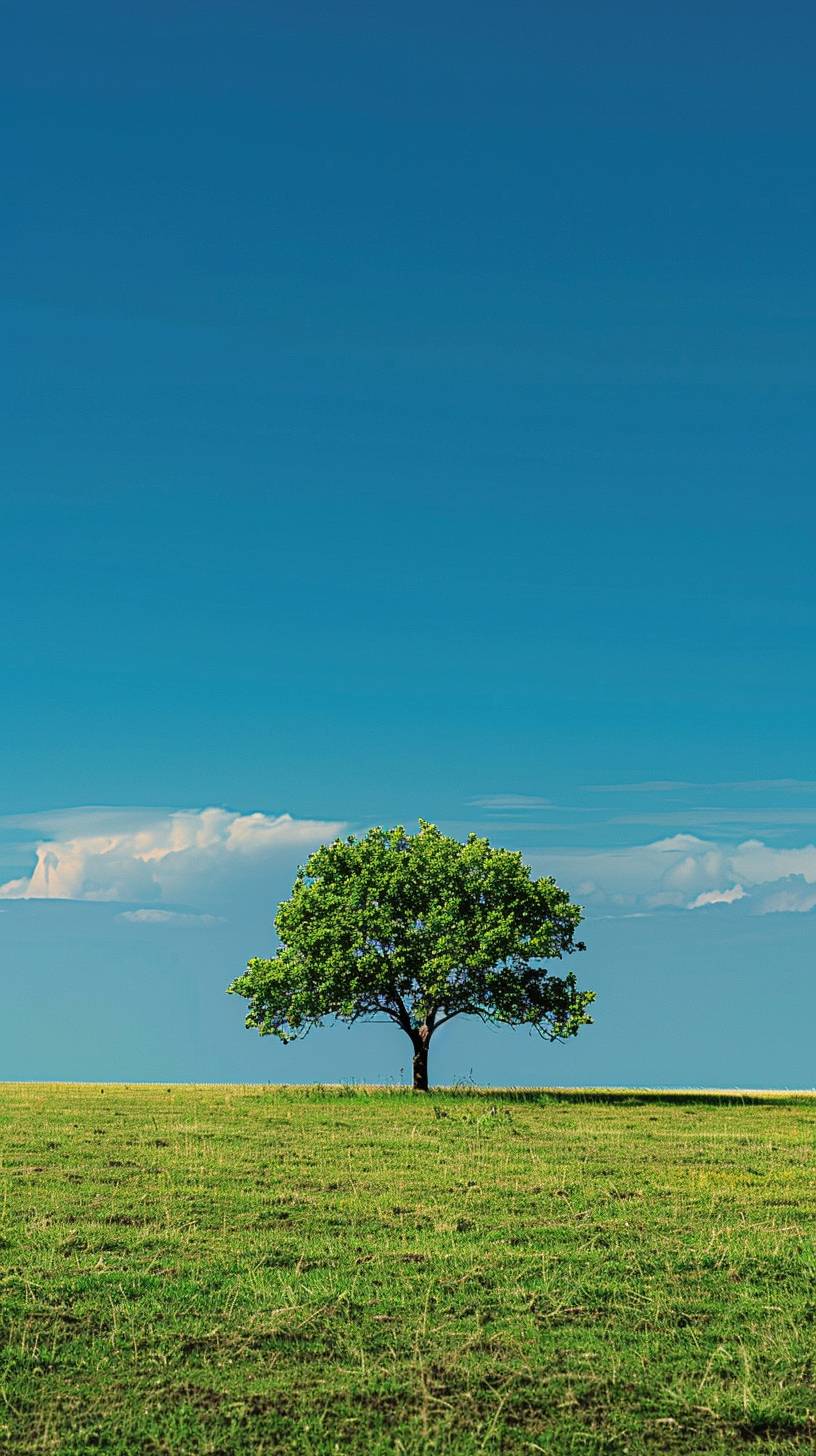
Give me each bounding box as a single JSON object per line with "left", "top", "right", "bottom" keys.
{"left": 3, "top": 1084, "right": 816, "bottom": 1455}
{"left": 228, "top": 823, "right": 594, "bottom": 1081}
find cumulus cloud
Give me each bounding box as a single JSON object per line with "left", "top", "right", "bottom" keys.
{"left": 688, "top": 885, "right": 746, "bottom": 909}
{"left": 535, "top": 835, "right": 816, "bottom": 916}
{"left": 754, "top": 878, "right": 816, "bottom": 915}
{"left": 0, "top": 807, "right": 346, "bottom": 908}
{"left": 5, "top": 805, "right": 816, "bottom": 922}
{"left": 534, "top": 835, "right": 711, "bottom": 912}
{"left": 730, "top": 841, "right": 816, "bottom": 886}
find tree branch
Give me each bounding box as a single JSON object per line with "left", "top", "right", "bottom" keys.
{"left": 390, "top": 991, "right": 414, "bottom": 1035}
{"left": 429, "top": 1008, "right": 462, "bottom": 1029}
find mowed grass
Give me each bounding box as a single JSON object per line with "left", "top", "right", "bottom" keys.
{"left": 1, "top": 1085, "right": 815, "bottom": 1455}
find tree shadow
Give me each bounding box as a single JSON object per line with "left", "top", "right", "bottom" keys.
{"left": 430, "top": 1086, "right": 813, "bottom": 1108}
{"left": 280, "top": 1083, "right": 815, "bottom": 1108}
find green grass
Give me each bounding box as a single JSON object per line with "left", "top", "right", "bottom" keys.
{"left": 1, "top": 1084, "right": 815, "bottom": 1455}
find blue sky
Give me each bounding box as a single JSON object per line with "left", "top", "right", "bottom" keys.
{"left": 2, "top": 1, "right": 815, "bottom": 1086}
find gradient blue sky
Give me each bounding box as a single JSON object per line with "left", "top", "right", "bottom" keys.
{"left": 2, "top": 1, "right": 815, "bottom": 1086}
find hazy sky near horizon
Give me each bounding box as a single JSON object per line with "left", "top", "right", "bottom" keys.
{"left": 3, "top": 2, "right": 815, "bottom": 1086}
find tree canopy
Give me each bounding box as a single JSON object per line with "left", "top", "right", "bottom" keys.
{"left": 227, "top": 821, "right": 594, "bottom": 1088}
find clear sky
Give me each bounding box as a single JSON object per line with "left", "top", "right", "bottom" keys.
{"left": 2, "top": 1, "right": 815, "bottom": 1087}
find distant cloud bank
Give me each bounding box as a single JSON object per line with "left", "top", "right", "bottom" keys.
{"left": 2, "top": 805, "right": 814, "bottom": 922}
{"left": 537, "top": 835, "right": 816, "bottom": 916}
{"left": 0, "top": 807, "right": 345, "bottom": 909}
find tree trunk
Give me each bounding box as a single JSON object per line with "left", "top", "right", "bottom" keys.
{"left": 411, "top": 1029, "right": 430, "bottom": 1091}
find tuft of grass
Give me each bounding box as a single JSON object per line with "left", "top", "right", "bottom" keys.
{"left": 1, "top": 1083, "right": 815, "bottom": 1454}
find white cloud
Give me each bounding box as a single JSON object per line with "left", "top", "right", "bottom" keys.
{"left": 688, "top": 885, "right": 746, "bottom": 909}
{"left": 0, "top": 807, "right": 346, "bottom": 908}
{"left": 0, "top": 877, "right": 30, "bottom": 898}
{"left": 730, "top": 841, "right": 816, "bottom": 885}
{"left": 535, "top": 835, "right": 816, "bottom": 916}
{"left": 5, "top": 807, "right": 816, "bottom": 922}
{"left": 754, "top": 878, "right": 816, "bottom": 915}
{"left": 532, "top": 835, "right": 710, "bottom": 912}
{"left": 118, "top": 909, "right": 224, "bottom": 927}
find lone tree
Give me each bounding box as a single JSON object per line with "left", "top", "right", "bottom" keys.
{"left": 227, "top": 822, "right": 594, "bottom": 1090}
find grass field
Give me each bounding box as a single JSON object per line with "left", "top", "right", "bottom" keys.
{"left": 1, "top": 1084, "right": 815, "bottom": 1455}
